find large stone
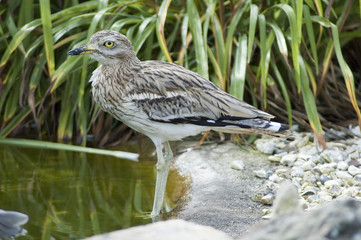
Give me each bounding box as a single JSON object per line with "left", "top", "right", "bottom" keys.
{"left": 0, "top": 209, "right": 28, "bottom": 239}
{"left": 242, "top": 199, "right": 361, "bottom": 240}
{"left": 83, "top": 219, "right": 232, "bottom": 240}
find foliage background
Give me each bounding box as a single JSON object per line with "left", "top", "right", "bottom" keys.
{"left": 1, "top": 0, "right": 361, "bottom": 148}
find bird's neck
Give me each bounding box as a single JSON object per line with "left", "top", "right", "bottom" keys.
{"left": 103, "top": 56, "right": 140, "bottom": 68}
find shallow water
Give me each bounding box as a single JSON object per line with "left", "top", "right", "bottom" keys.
{"left": 0, "top": 141, "right": 184, "bottom": 239}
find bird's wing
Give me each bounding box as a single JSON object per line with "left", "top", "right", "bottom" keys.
{"left": 129, "top": 61, "right": 274, "bottom": 124}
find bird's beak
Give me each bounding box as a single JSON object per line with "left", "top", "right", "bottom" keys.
{"left": 67, "top": 45, "right": 96, "bottom": 55}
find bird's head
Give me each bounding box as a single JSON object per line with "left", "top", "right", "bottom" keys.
{"left": 68, "top": 30, "right": 136, "bottom": 65}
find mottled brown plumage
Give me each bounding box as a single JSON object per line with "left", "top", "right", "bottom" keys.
{"left": 68, "top": 30, "right": 291, "bottom": 217}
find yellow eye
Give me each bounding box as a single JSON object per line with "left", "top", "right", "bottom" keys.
{"left": 103, "top": 41, "right": 114, "bottom": 48}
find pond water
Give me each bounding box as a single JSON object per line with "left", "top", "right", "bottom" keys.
{"left": 0, "top": 140, "right": 185, "bottom": 239}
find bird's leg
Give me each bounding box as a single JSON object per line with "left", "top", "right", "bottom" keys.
{"left": 151, "top": 141, "right": 173, "bottom": 217}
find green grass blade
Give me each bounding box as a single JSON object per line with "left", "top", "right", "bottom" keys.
{"left": 296, "top": 0, "right": 303, "bottom": 44}
{"left": 269, "top": 4, "right": 300, "bottom": 91}
{"left": 225, "top": 2, "right": 248, "bottom": 77}
{"left": 0, "top": 138, "right": 139, "bottom": 161}
{"left": 299, "top": 56, "right": 326, "bottom": 149}
{"left": 303, "top": 5, "right": 319, "bottom": 74}
{"left": 247, "top": 4, "right": 258, "bottom": 63}
{"left": 39, "top": 0, "right": 55, "bottom": 77}
{"left": 267, "top": 21, "right": 288, "bottom": 60}
{"left": 187, "top": 0, "right": 208, "bottom": 79}
{"left": 331, "top": 25, "right": 361, "bottom": 128}
{"left": 181, "top": 14, "right": 189, "bottom": 68}
{"left": 0, "top": 19, "right": 41, "bottom": 68}
{"left": 133, "top": 16, "right": 156, "bottom": 54}
{"left": 258, "top": 13, "right": 267, "bottom": 107}
{"left": 270, "top": 61, "right": 292, "bottom": 126}
{"left": 207, "top": 46, "right": 224, "bottom": 88}
{"left": 211, "top": 15, "right": 226, "bottom": 87}
{"left": 156, "top": 0, "right": 172, "bottom": 62}
{"left": 230, "top": 34, "right": 247, "bottom": 100}
{"left": 0, "top": 106, "right": 33, "bottom": 138}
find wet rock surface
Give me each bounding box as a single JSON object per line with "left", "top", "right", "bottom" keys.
{"left": 172, "top": 142, "right": 273, "bottom": 238}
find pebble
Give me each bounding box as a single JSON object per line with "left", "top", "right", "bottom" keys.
{"left": 320, "top": 149, "right": 345, "bottom": 163}
{"left": 337, "top": 161, "right": 349, "bottom": 171}
{"left": 231, "top": 160, "right": 245, "bottom": 170}
{"left": 324, "top": 179, "right": 341, "bottom": 189}
{"left": 269, "top": 174, "right": 284, "bottom": 183}
{"left": 255, "top": 138, "right": 277, "bottom": 154}
{"left": 318, "top": 163, "right": 337, "bottom": 174}
{"left": 335, "top": 171, "right": 353, "bottom": 180}
{"left": 261, "top": 193, "right": 275, "bottom": 205}
{"left": 268, "top": 155, "right": 281, "bottom": 162}
{"left": 320, "top": 175, "right": 331, "bottom": 185}
{"left": 280, "top": 154, "right": 297, "bottom": 166}
{"left": 348, "top": 165, "right": 361, "bottom": 176}
{"left": 254, "top": 169, "right": 268, "bottom": 179}
{"left": 253, "top": 127, "right": 361, "bottom": 212}
{"left": 291, "top": 168, "right": 304, "bottom": 178}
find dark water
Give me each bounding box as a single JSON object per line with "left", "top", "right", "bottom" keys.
{"left": 0, "top": 141, "right": 185, "bottom": 239}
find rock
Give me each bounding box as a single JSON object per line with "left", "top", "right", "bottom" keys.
{"left": 295, "top": 136, "right": 311, "bottom": 148}
{"left": 261, "top": 193, "right": 275, "bottom": 205}
{"left": 299, "top": 161, "right": 315, "bottom": 171}
{"left": 328, "top": 185, "right": 343, "bottom": 196}
{"left": 320, "top": 149, "right": 345, "bottom": 163}
{"left": 0, "top": 209, "right": 28, "bottom": 239}
{"left": 83, "top": 219, "right": 232, "bottom": 240}
{"left": 300, "top": 186, "right": 319, "bottom": 196}
{"left": 253, "top": 169, "right": 268, "bottom": 179}
{"left": 242, "top": 200, "right": 361, "bottom": 240}
{"left": 318, "top": 163, "right": 337, "bottom": 174}
{"left": 231, "top": 160, "right": 245, "bottom": 170}
{"left": 350, "top": 125, "right": 361, "bottom": 137}
{"left": 255, "top": 138, "right": 276, "bottom": 154}
{"left": 280, "top": 154, "right": 297, "bottom": 166}
{"left": 269, "top": 174, "right": 284, "bottom": 183}
{"left": 271, "top": 182, "right": 302, "bottom": 217}
{"left": 267, "top": 155, "right": 281, "bottom": 162}
{"left": 337, "top": 161, "right": 349, "bottom": 171}
{"left": 320, "top": 175, "right": 331, "bottom": 185}
{"left": 318, "top": 191, "right": 332, "bottom": 202}
{"left": 291, "top": 167, "right": 304, "bottom": 178}
{"left": 341, "top": 186, "right": 361, "bottom": 198}
{"left": 324, "top": 179, "right": 341, "bottom": 189}
{"left": 348, "top": 165, "right": 361, "bottom": 176}
{"left": 335, "top": 171, "right": 353, "bottom": 180}
{"left": 275, "top": 168, "right": 289, "bottom": 178}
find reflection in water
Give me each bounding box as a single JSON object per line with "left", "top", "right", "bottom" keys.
{"left": 0, "top": 142, "right": 184, "bottom": 239}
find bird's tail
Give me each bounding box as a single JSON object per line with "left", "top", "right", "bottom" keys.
{"left": 210, "top": 118, "right": 294, "bottom": 140}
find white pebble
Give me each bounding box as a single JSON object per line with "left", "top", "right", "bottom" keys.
{"left": 300, "top": 161, "right": 315, "bottom": 171}
{"left": 269, "top": 174, "right": 284, "bottom": 183}
{"left": 337, "top": 161, "right": 349, "bottom": 171}
{"left": 324, "top": 179, "right": 341, "bottom": 189}
{"left": 253, "top": 169, "right": 268, "bottom": 179}
{"left": 280, "top": 154, "right": 298, "bottom": 166}
{"left": 320, "top": 149, "right": 345, "bottom": 163}
{"left": 268, "top": 155, "right": 281, "bottom": 162}
{"left": 255, "top": 139, "right": 276, "bottom": 154}
{"left": 318, "top": 163, "right": 337, "bottom": 174}
{"left": 261, "top": 193, "right": 275, "bottom": 205}
{"left": 348, "top": 165, "right": 361, "bottom": 176}
{"left": 335, "top": 171, "right": 353, "bottom": 180}
{"left": 231, "top": 160, "right": 245, "bottom": 170}
{"left": 291, "top": 167, "right": 304, "bottom": 178}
